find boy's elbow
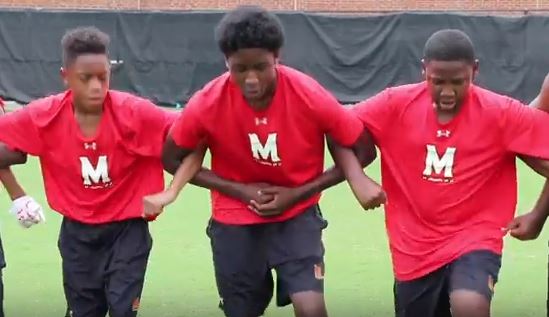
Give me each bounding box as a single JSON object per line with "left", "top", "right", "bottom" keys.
{"left": 360, "top": 146, "right": 377, "bottom": 167}
{"left": 354, "top": 129, "right": 377, "bottom": 167}
{"left": 14, "top": 153, "right": 27, "bottom": 165}
{"left": 522, "top": 156, "right": 549, "bottom": 178}
{"left": 161, "top": 153, "right": 178, "bottom": 175}
{"left": 0, "top": 144, "right": 27, "bottom": 168}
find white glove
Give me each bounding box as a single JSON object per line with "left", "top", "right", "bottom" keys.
{"left": 10, "top": 196, "right": 46, "bottom": 228}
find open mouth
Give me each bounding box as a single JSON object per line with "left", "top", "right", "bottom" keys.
{"left": 245, "top": 90, "right": 261, "bottom": 98}
{"left": 88, "top": 96, "right": 103, "bottom": 102}
{"left": 438, "top": 100, "right": 456, "bottom": 109}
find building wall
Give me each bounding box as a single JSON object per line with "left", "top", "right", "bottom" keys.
{"left": 1, "top": 0, "right": 549, "bottom": 14}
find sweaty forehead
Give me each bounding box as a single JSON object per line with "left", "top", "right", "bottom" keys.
{"left": 228, "top": 48, "right": 274, "bottom": 64}
{"left": 69, "top": 54, "right": 109, "bottom": 72}
{"left": 426, "top": 60, "right": 472, "bottom": 75}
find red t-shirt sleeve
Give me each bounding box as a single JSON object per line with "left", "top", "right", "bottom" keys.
{"left": 351, "top": 88, "right": 393, "bottom": 143}
{"left": 132, "top": 99, "right": 178, "bottom": 158}
{"left": 500, "top": 98, "right": 549, "bottom": 157}
{"left": 0, "top": 105, "right": 43, "bottom": 156}
{"left": 309, "top": 87, "right": 364, "bottom": 147}
{"left": 170, "top": 93, "right": 207, "bottom": 150}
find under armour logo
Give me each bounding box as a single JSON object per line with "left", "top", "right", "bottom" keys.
{"left": 314, "top": 263, "right": 324, "bottom": 280}
{"left": 436, "top": 130, "right": 451, "bottom": 138}
{"left": 132, "top": 298, "right": 140, "bottom": 312}
{"left": 255, "top": 117, "right": 268, "bottom": 125}
{"left": 84, "top": 142, "right": 97, "bottom": 150}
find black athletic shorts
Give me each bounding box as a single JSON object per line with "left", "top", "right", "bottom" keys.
{"left": 207, "top": 204, "right": 328, "bottom": 317}
{"left": 394, "top": 250, "right": 501, "bottom": 317}
{"left": 59, "top": 217, "right": 152, "bottom": 317}
{"left": 0, "top": 234, "right": 5, "bottom": 317}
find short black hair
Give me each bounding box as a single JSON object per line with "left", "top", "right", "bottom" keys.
{"left": 61, "top": 26, "right": 110, "bottom": 66}
{"left": 215, "top": 5, "right": 284, "bottom": 56}
{"left": 423, "top": 29, "right": 476, "bottom": 64}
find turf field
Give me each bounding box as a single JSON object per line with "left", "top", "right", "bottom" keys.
{"left": 0, "top": 154, "right": 546, "bottom": 316}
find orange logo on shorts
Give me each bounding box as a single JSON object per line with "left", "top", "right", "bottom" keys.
{"left": 487, "top": 275, "right": 495, "bottom": 293}
{"left": 314, "top": 263, "right": 324, "bottom": 280}
{"left": 132, "top": 298, "right": 140, "bottom": 312}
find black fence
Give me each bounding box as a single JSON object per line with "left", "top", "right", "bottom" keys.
{"left": 0, "top": 9, "right": 547, "bottom": 106}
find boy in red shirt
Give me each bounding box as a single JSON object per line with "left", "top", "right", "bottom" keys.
{"left": 0, "top": 97, "right": 45, "bottom": 317}
{"left": 505, "top": 73, "right": 549, "bottom": 239}
{"left": 0, "top": 98, "right": 45, "bottom": 230}
{"left": 505, "top": 74, "right": 549, "bottom": 314}
{"left": 160, "top": 5, "right": 384, "bottom": 317}
{"left": 0, "top": 27, "right": 175, "bottom": 317}
{"left": 351, "top": 29, "right": 549, "bottom": 317}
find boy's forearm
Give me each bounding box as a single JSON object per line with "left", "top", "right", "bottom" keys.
{"left": 0, "top": 168, "right": 26, "bottom": 200}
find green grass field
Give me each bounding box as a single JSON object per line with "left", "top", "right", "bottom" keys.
{"left": 0, "top": 155, "right": 547, "bottom": 316}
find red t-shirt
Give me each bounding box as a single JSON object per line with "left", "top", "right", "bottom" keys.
{"left": 0, "top": 90, "right": 177, "bottom": 224}
{"left": 353, "top": 82, "right": 549, "bottom": 281}
{"left": 171, "top": 65, "right": 364, "bottom": 225}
